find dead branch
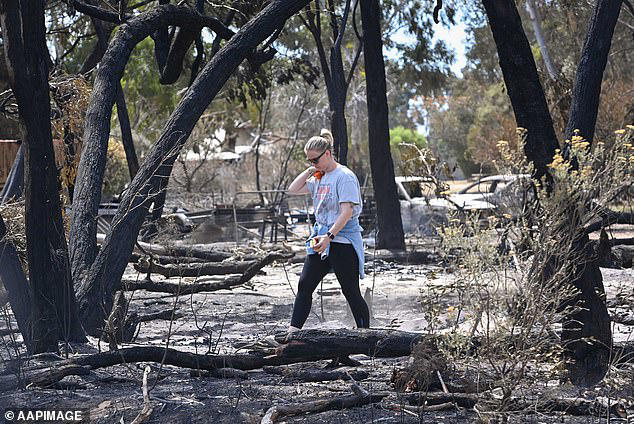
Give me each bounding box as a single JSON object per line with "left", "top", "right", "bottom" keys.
{"left": 124, "top": 251, "right": 293, "bottom": 294}
{"left": 398, "top": 391, "right": 479, "bottom": 408}
{"left": 129, "top": 253, "right": 230, "bottom": 265}
{"left": 190, "top": 368, "right": 248, "bottom": 379}
{"left": 261, "top": 388, "right": 388, "bottom": 423}
{"left": 138, "top": 310, "right": 184, "bottom": 322}
{"left": 133, "top": 258, "right": 262, "bottom": 277}
{"left": 130, "top": 365, "right": 153, "bottom": 424}
{"left": 0, "top": 364, "right": 90, "bottom": 392}
{"left": 97, "top": 234, "right": 236, "bottom": 261}
{"left": 262, "top": 366, "right": 369, "bottom": 382}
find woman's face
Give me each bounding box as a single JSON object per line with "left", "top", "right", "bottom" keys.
{"left": 306, "top": 148, "right": 329, "bottom": 170}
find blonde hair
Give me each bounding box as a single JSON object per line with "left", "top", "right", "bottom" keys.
{"left": 304, "top": 129, "right": 334, "bottom": 153}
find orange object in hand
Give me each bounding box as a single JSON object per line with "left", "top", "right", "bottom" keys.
{"left": 314, "top": 170, "right": 324, "bottom": 180}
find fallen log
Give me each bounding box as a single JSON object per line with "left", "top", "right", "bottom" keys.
{"left": 130, "top": 252, "right": 266, "bottom": 265}
{"left": 190, "top": 368, "right": 248, "bottom": 379}
{"left": 138, "top": 310, "right": 184, "bottom": 322}
{"left": 610, "top": 237, "right": 634, "bottom": 246}
{"left": 97, "top": 233, "right": 239, "bottom": 261}
{"left": 133, "top": 258, "right": 261, "bottom": 277}
{"left": 399, "top": 391, "right": 479, "bottom": 408}
{"left": 122, "top": 278, "right": 250, "bottom": 295}
{"left": 0, "top": 364, "right": 90, "bottom": 392}
{"left": 123, "top": 251, "right": 294, "bottom": 294}
{"left": 129, "top": 253, "right": 215, "bottom": 265}
{"left": 262, "top": 366, "right": 369, "bottom": 382}
{"left": 4, "top": 329, "right": 430, "bottom": 390}
{"left": 275, "top": 328, "right": 433, "bottom": 359}
{"left": 0, "top": 348, "right": 295, "bottom": 391}
{"left": 384, "top": 401, "right": 455, "bottom": 415}
{"left": 261, "top": 387, "right": 388, "bottom": 424}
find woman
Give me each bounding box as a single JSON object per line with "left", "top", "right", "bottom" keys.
{"left": 286, "top": 129, "right": 369, "bottom": 332}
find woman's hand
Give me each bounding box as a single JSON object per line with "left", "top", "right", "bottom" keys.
{"left": 312, "top": 235, "right": 331, "bottom": 253}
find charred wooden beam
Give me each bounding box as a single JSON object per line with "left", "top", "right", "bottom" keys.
{"left": 132, "top": 258, "right": 261, "bottom": 277}
{"left": 275, "top": 328, "right": 433, "bottom": 359}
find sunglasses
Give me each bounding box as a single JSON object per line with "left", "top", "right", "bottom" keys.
{"left": 306, "top": 149, "right": 328, "bottom": 164}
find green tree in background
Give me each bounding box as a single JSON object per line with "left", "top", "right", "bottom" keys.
{"left": 389, "top": 125, "right": 427, "bottom": 175}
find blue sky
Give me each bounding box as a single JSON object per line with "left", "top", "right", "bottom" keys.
{"left": 387, "top": 16, "right": 469, "bottom": 77}
{"left": 432, "top": 19, "right": 468, "bottom": 77}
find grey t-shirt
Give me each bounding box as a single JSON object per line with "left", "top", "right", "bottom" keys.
{"left": 306, "top": 165, "right": 363, "bottom": 244}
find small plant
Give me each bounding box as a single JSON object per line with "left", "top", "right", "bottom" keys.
{"left": 409, "top": 126, "right": 633, "bottom": 411}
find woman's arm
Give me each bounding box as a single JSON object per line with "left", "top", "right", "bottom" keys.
{"left": 287, "top": 166, "right": 315, "bottom": 195}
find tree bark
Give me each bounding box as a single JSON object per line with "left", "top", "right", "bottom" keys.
{"left": 116, "top": 82, "right": 139, "bottom": 178}
{"left": 360, "top": 0, "right": 405, "bottom": 250}
{"left": 69, "top": 4, "right": 239, "bottom": 284}
{"left": 564, "top": 0, "right": 622, "bottom": 144}
{"left": 76, "top": 0, "right": 310, "bottom": 330}
{"left": 1, "top": 0, "right": 85, "bottom": 352}
{"left": 481, "top": 0, "right": 559, "bottom": 180}
{"left": 159, "top": 26, "right": 199, "bottom": 84}
{"left": 560, "top": 233, "right": 612, "bottom": 386}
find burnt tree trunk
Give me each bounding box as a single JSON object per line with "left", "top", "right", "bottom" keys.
{"left": 564, "top": 0, "right": 622, "bottom": 144}
{"left": 0, "top": 216, "right": 31, "bottom": 350}
{"left": 559, "top": 0, "right": 622, "bottom": 386}
{"left": 330, "top": 53, "right": 349, "bottom": 165}
{"left": 116, "top": 82, "right": 139, "bottom": 179}
{"left": 69, "top": 5, "right": 235, "bottom": 283}
{"left": 482, "top": 0, "right": 618, "bottom": 386}
{"left": 0, "top": 0, "right": 85, "bottom": 352}
{"left": 360, "top": 0, "right": 404, "bottom": 250}
{"left": 481, "top": 0, "right": 559, "bottom": 180}
{"left": 73, "top": 1, "right": 310, "bottom": 335}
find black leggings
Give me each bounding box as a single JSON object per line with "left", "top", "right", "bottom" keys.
{"left": 290, "top": 242, "right": 370, "bottom": 329}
